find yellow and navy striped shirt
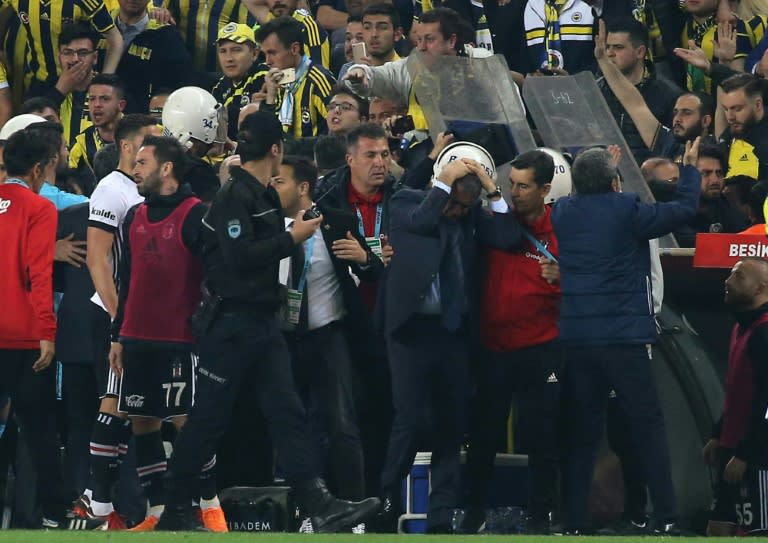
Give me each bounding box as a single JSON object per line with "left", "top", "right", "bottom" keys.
{"left": 165, "top": 0, "right": 256, "bottom": 72}
{"left": 266, "top": 9, "right": 329, "bottom": 69}
{"left": 682, "top": 15, "right": 765, "bottom": 94}
{"left": 1, "top": 7, "right": 27, "bottom": 109}
{"left": 69, "top": 124, "right": 109, "bottom": 173}
{"left": 274, "top": 63, "right": 334, "bottom": 138}
{"left": 212, "top": 62, "right": 269, "bottom": 140}
{"left": 61, "top": 90, "right": 92, "bottom": 148}
{"left": 2, "top": 0, "right": 115, "bottom": 86}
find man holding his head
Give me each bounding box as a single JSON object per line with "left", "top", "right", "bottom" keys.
{"left": 552, "top": 139, "right": 702, "bottom": 535}
{"left": 377, "top": 154, "right": 522, "bottom": 533}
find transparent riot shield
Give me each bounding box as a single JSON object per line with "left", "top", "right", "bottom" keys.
{"left": 406, "top": 51, "right": 536, "bottom": 165}
{"left": 523, "top": 72, "right": 678, "bottom": 248}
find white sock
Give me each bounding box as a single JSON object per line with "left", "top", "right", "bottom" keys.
{"left": 89, "top": 500, "right": 114, "bottom": 517}
{"left": 149, "top": 505, "right": 165, "bottom": 518}
{"left": 200, "top": 497, "right": 220, "bottom": 510}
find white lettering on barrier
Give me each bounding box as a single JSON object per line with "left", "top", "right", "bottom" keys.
{"left": 728, "top": 244, "right": 768, "bottom": 258}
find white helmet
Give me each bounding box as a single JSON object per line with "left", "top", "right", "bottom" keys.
{"left": 536, "top": 147, "right": 572, "bottom": 204}
{"left": 0, "top": 113, "right": 46, "bottom": 140}
{"left": 433, "top": 141, "right": 496, "bottom": 182}
{"left": 162, "top": 87, "right": 222, "bottom": 147}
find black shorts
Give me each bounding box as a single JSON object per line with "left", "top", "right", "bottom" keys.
{"left": 92, "top": 303, "right": 119, "bottom": 399}
{"left": 118, "top": 347, "right": 196, "bottom": 419}
{"left": 737, "top": 467, "right": 768, "bottom": 535}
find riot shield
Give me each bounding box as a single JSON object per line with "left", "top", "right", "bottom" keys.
{"left": 522, "top": 72, "right": 678, "bottom": 248}
{"left": 406, "top": 51, "right": 536, "bottom": 165}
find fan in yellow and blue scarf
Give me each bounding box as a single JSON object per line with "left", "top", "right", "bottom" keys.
{"left": 523, "top": 0, "right": 596, "bottom": 73}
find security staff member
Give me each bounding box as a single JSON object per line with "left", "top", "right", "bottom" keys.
{"left": 156, "top": 110, "right": 380, "bottom": 532}
{"left": 273, "top": 155, "right": 382, "bottom": 504}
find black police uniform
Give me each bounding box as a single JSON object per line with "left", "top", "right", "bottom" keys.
{"left": 158, "top": 165, "right": 379, "bottom": 532}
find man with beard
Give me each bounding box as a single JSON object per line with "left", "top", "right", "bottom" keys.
{"left": 69, "top": 75, "right": 127, "bottom": 195}
{"left": 674, "top": 144, "right": 749, "bottom": 247}
{"left": 107, "top": 136, "right": 227, "bottom": 532}
{"left": 719, "top": 73, "right": 768, "bottom": 181}
{"left": 702, "top": 258, "right": 768, "bottom": 536}
{"left": 593, "top": 19, "right": 713, "bottom": 164}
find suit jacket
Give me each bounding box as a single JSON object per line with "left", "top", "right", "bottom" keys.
{"left": 315, "top": 201, "right": 385, "bottom": 332}
{"left": 382, "top": 186, "right": 523, "bottom": 336}
{"left": 53, "top": 203, "right": 98, "bottom": 363}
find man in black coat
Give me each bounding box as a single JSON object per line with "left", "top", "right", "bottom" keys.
{"left": 272, "top": 155, "right": 383, "bottom": 508}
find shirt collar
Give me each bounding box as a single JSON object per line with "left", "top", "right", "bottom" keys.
{"left": 117, "top": 12, "right": 149, "bottom": 34}
{"left": 347, "top": 182, "right": 383, "bottom": 206}
{"left": 4, "top": 178, "right": 30, "bottom": 189}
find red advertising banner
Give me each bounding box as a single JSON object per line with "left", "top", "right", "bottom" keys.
{"left": 693, "top": 234, "right": 768, "bottom": 268}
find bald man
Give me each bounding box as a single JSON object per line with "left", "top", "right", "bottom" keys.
{"left": 703, "top": 258, "right": 768, "bottom": 536}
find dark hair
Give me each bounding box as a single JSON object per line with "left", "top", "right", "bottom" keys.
{"left": 4, "top": 130, "right": 51, "bottom": 177}
{"left": 571, "top": 147, "right": 617, "bottom": 194}
{"left": 115, "top": 114, "right": 157, "bottom": 145}
{"left": 510, "top": 150, "right": 555, "bottom": 187}
{"left": 329, "top": 84, "right": 369, "bottom": 118}
{"left": 698, "top": 143, "right": 726, "bottom": 169}
{"left": 58, "top": 22, "right": 99, "bottom": 50}
{"left": 606, "top": 17, "right": 649, "bottom": 49}
{"left": 749, "top": 180, "right": 768, "bottom": 223}
{"left": 346, "top": 122, "right": 386, "bottom": 151}
{"left": 314, "top": 135, "right": 347, "bottom": 171}
{"left": 140, "top": 135, "right": 189, "bottom": 180}
{"left": 362, "top": 3, "right": 401, "bottom": 30}
{"left": 88, "top": 73, "right": 126, "bottom": 100}
{"left": 24, "top": 121, "right": 64, "bottom": 161}
{"left": 454, "top": 173, "right": 482, "bottom": 200}
{"left": 20, "top": 97, "right": 60, "bottom": 117}
{"left": 721, "top": 72, "right": 763, "bottom": 100}
{"left": 419, "top": 7, "right": 474, "bottom": 53}
{"left": 678, "top": 91, "right": 716, "bottom": 119}
{"left": 237, "top": 110, "right": 284, "bottom": 162}
{"left": 93, "top": 143, "right": 119, "bottom": 180}
{"left": 347, "top": 14, "right": 363, "bottom": 24}
{"left": 283, "top": 155, "right": 318, "bottom": 192}
{"left": 256, "top": 16, "right": 304, "bottom": 50}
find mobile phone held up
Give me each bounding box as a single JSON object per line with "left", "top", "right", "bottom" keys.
{"left": 391, "top": 115, "right": 415, "bottom": 135}
{"left": 352, "top": 42, "right": 367, "bottom": 64}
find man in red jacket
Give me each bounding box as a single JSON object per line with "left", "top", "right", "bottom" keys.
{"left": 462, "top": 149, "right": 562, "bottom": 534}
{"left": 0, "top": 128, "right": 65, "bottom": 527}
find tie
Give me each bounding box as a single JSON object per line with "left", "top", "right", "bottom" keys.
{"left": 291, "top": 239, "right": 310, "bottom": 332}
{"left": 440, "top": 224, "right": 465, "bottom": 331}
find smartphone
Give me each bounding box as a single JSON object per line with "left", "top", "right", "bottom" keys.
{"left": 352, "top": 41, "right": 367, "bottom": 63}
{"left": 278, "top": 67, "right": 296, "bottom": 86}
{"left": 391, "top": 115, "right": 415, "bottom": 135}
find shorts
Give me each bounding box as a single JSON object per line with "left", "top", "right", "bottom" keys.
{"left": 736, "top": 467, "right": 768, "bottom": 535}
{"left": 118, "top": 347, "right": 196, "bottom": 419}
{"left": 92, "top": 303, "right": 119, "bottom": 399}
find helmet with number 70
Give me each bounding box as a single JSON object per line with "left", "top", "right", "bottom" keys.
{"left": 536, "top": 147, "right": 572, "bottom": 204}
{"left": 161, "top": 87, "right": 226, "bottom": 148}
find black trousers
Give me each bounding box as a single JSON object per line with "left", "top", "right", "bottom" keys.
{"left": 0, "top": 349, "right": 64, "bottom": 517}
{"left": 380, "top": 317, "right": 469, "bottom": 528}
{"left": 465, "top": 341, "right": 563, "bottom": 520}
{"left": 60, "top": 363, "right": 98, "bottom": 498}
{"left": 563, "top": 345, "right": 677, "bottom": 529}
{"left": 287, "top": 321, "right": 365, "bottom": 500}
{"left": 165, "top": 312, "right": 317, "bottom": 506}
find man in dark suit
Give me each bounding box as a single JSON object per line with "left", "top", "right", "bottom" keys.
{"left": 378, "top": 157, "right": 522, "bottom": 533}
{"left": 272, "top": 155, "right": 384, "bottom": 514}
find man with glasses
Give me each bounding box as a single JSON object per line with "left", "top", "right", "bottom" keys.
{"left": 327, "top": 86, "right": 368, "bottom": 136}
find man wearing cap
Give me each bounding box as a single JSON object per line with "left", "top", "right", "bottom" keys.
{"left": 213, "top": 23, "right": 270, "bottom": 142}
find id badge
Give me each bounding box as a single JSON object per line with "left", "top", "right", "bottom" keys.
{"left": 366, "top": 236, "right": 383, "bottom": 258}
{"left": 286, "top": 289, "right": 303, "bottom": 325}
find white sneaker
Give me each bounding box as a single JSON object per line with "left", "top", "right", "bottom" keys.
{"left": 352, "top": 522, "right": 365, "bottom": 534}
{"left": 299, "top": 517, "right": 314, "bottom": 533}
